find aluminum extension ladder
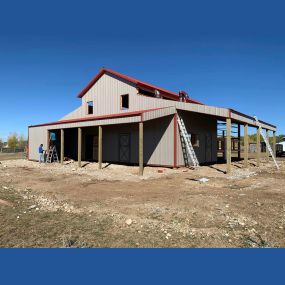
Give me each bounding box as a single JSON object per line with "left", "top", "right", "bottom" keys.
{"left": 254, "top": 116, "right": 279, "bottom": 170}
{"left": 177, "top": 114, "right": 199, "bottom": 167}
{"left": 46, "top": 146, "right": 59, "bottom": 163}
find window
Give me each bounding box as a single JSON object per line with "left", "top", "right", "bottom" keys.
{"left": 121, "top": 94, "right": 129, "bottom": 110}
{"left": 87, "top": 101, "right": 93, "bottom": 115}
{"left": 191, "top": 134, "right": 199, "bottom": 147}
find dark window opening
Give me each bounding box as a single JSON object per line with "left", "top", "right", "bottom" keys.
{"left": 87, "top": 101, "right": 93, "bottom": 115}
{"left": 191, "top": 134, "right": 200, "bottom": 147}
{"left": 121, "top": 94, "right": 129, "bottom": 110}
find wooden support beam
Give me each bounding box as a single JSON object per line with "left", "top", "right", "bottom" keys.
{"left": 256, "top": 127, "right": 261, "bottom": 167}
{"left": 47, "top": 130, "right": 50, "bottom": 150}
{"left": 273, "top": 131, "right": 276, "bottom": 157}
{"left": 173, "top": 114, "right": 177, "bottom": 168}
{"left": 238, "top": 124, "right": 241, "bottom": 160}
{"left": 226, "top": 118, "right": 231, "bottom": 174}
{"left": 266, "top": 129, "right": 270, "bottom": 162}
{"left": 244, "top": 124, "right": 249, "bottom": 168}
{"left": 60, "top": 129, "right": 64, "bottom": 164}
{"left": 78, "top": 128, "right": 82, "bottom": 168}
{"left": 98, "top": 126, "right": 102, "bottom": 170}
{"left": 139, "top": 122, "right": 144, "bottom": 176}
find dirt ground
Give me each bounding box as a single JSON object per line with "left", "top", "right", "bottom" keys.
{"left": 0, "top": 152, "right": 26, "bottom": 161}
{"left": 0, "top": 157, "right": 285, "bottom": 248}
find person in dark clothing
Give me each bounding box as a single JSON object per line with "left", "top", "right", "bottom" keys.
{"left": 39, "top": 144, "right": 44, "bottom": 163}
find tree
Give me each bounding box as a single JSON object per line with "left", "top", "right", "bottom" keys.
{"left": 7, "top": 133, "right": 18, "bottom": 148}
{"left": 0, "top": 138, "right": 3, "bottom": 149}
{"left": 18, "top": 134, "right": 27, "bottom": 148}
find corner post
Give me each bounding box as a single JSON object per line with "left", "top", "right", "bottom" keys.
{"left": 226, "top": 118, "right": 232, "bottom": 174}
{"left": 78, "top": 128, "right": 82, "bottom": 168}
{"left": 139, "top": 122, "right": 144, "bottom": 176}
{"left": 256, "top": 127, "right": 261, "bottom": 167}
{"left": 244, "top": 124, "right": 249, "bottom": 167}
{"left": 98, "top": 126, "right": 103, "bottom": 170}
{"left": 238, "top": 124, "right": 241, "bottom": 160}
{"left": 266, "top": 129, "right": 270, "bottom": 162}
{"left": 61, "top": 129, "right": 64, "bottom": 164}
{"left": 273, "top": 131, "right": 276, "bottom": 157}
{"left": 173, "top": 114, "right": 177, "bottom": 168}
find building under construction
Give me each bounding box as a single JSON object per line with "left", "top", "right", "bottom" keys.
{"left": 28, "top": 68, "right": 277, "bottom": 174}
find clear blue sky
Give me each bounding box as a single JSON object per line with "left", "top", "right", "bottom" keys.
{"left": 0, "top": 0, "right": 284, "bottom": 140}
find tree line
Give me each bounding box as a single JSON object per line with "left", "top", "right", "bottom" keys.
{"left": 0, "top": 133, "right": 27, "bottom": 148}
{"left": 238, "top": 134, "right": 285, "bottom": 144}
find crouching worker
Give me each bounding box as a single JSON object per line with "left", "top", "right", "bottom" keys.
{"left": 39, "top": 144, "right": 44, "bottom": 163}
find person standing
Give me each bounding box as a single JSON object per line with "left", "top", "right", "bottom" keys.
{"left": 39, "top": 144, "right": 44, "bottom": 163}
{"left": 50, "top": 132, "right": 56, "bottom": 147}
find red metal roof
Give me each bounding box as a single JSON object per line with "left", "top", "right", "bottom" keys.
{"left": 77, "top": 68, "right": 203, "bottom": 105}
{"left": 28, "top": 107, "right": 166, "bottom": 128}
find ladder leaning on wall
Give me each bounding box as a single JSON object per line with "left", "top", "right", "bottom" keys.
{"left": 46, "top": 146, "right": 59, "bottom": 163}
{"left": 254, "top": 116, "right": 279, "bottom": 170}
{"left": 177, "top": 114, "right": 199, "bottom": 167}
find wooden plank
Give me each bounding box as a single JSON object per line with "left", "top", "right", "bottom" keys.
{"left": 98, "top": 126, "right": 102, "bottom": 169}
{"left": 256, "top": 128, "right": 261, "bottom": 167}
{"left": 78, "top": 128, "right": 82, "bottom": 168}
{"left": 61, "top": 129, "right": 64, "bottom": 164}
{"left": 273, "top": 131, "right": 276, "bottom": 156}
{"left": 139, "top": 122, "right": 144, "bottom": 176}
{"left": 238, "top": 124, "right": 241, "bottom": 160}
{"left": 266, "top": 130, "right": 270, "bottom": 161}
{"left": 244, "top": 124, "right": 249, "bottom": 167}
{"left": 226, "top": 118, "right": 231, "bottom": 173}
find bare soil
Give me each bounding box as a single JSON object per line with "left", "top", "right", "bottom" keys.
{"left": 0, "top": 152, "right": 26, "bottom": 161}
{"left": 0, "top": 158, "right": 284, "bottom": 248}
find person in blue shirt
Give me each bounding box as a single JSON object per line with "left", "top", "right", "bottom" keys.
{"left": 39, "top": 144, "right": 44, "bottom": 163}
{"left": 50, "top": 132, "right": 56, "bottom": 147}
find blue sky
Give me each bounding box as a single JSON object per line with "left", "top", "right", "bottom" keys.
{"left": 0, "top": 0, "right": 284, "bottom": 140}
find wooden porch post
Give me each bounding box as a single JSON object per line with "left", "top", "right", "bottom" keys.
{"left": 238, "top": 124, "right": 241, "bottom": 160}
{"left": 139, "top": 122, "right": 144, "bottom": 176}
{"left": 78, "top": 128, "right": 82, "bottom": 168}
{"left": 226, "top": 118, "right": 232, "bottom": 173}
{"left": 98, "top": 126, "right": 103, "bottom": 170}
{"left": 273, "top": 131, "right": 276, "bottom": 157}
{"left": 60, "top": 129, "right": 64, "bottom": 164}
{"left": 244, "top": 124, "right": 249, "bottom": 167}
{"left": 266, "top": 129, "right": 270, "bottom": 162}
{"left": 256, "top": 127, "right": 261, "bottom": 167}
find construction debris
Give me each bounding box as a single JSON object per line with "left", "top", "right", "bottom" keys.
{"left": 199, "top": 178, "right": 209, "bottom": 183}
{"left": 125, "top": 219, "right": 133, "bottom": 226}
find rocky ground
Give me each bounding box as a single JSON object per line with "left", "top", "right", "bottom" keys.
{"left": 0, "top": 158, "right": 284, "bottom": 248}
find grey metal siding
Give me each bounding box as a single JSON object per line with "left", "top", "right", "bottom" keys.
{"left": 102, "top": 116, "right": 174, "bottom": 166}
{"left": 144, "top": 115, "right": 174, "bottom": 166}
{"left": 29, "top": 126, "right": 48, "bottom": 161}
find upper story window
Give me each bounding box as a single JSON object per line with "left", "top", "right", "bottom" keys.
{"left": 87, "top": 101, "right": 94, "bottom": 115}
{"left": 120, "top": 94, "right": 129, "bottom": 110}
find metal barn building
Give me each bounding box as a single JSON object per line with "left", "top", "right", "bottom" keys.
{"left": 28, "top": 68, "right": 277, "bottom": 174}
